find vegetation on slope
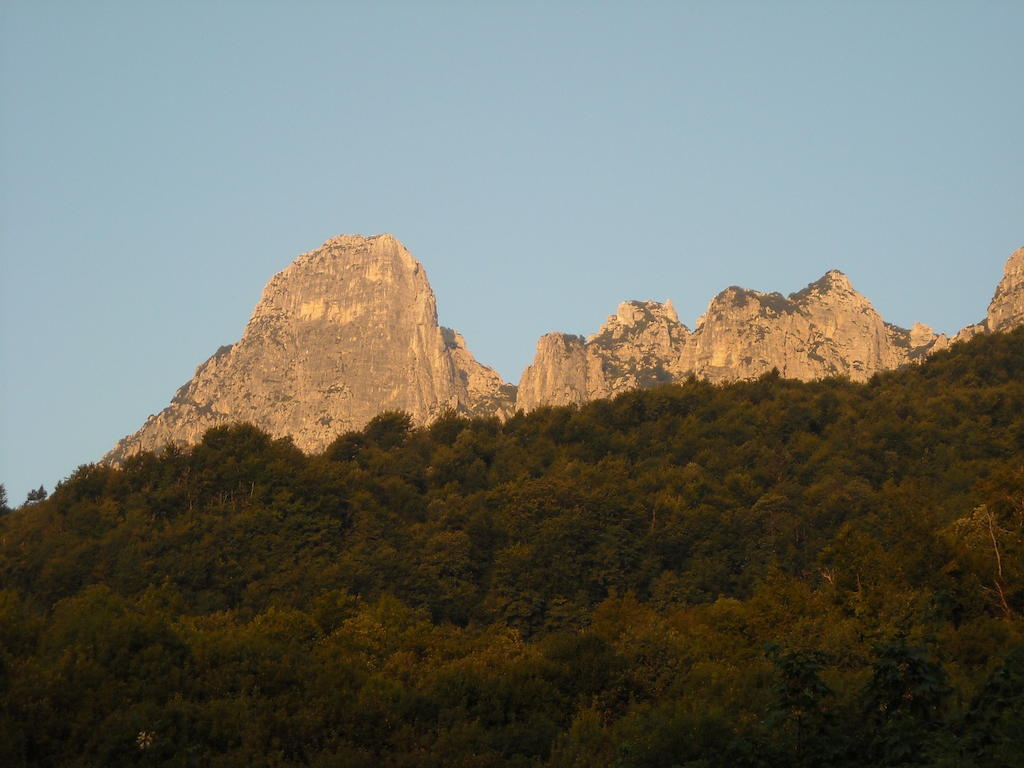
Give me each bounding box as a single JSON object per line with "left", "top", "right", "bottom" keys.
{"left": 2, "top": 329, "right": 1023, "bottom": 767}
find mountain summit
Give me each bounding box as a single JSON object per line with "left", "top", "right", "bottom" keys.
{"left": 106, "top": 234, "right": 513, "bottom": 462}
{"left": 108, "top": 240, "right": 1023, "bottom": 460}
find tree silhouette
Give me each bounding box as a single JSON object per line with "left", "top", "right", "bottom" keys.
{"left": 23, "top": 485, "right": 47, "bottom": 504}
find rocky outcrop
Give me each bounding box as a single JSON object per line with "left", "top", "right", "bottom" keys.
{"left": 948, "top": 247, "right": 1024, "bottom": 345}
{"left": 443, "top": 327, "right": 518, "bottom": 419}
{"left": 110, "top": 239, "right": 1023, "bottom": 457}
{"left": 516, "top": 301, "right": 690, "bottom": 412}
{"left": 516, "top": 334, "right": 590, "bottom": 412}
{"left": 681, "top": 270, "right": 947, "bottom": 383}
{"left": 107, "top": 234, "right": 514, "bottom": 462}
{"left": 986, "top": 247, "right": 1024, "bottom": 334}
{"left": 514, "top": 255, "right": 1024, "bottom": 411}
{"left": 518, "top": 246, "right": 1024, "bottom": 412}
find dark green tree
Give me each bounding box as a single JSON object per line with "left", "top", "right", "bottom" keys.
{"left": 23, "top": 485, "right": 47, "bottom": 505}
{"left": 764, "top": 644, "right": 838, "bottom": 766}
{"left": 962, "top": 645, "right": 1024, "bottom": 765}
{"left": 860, "top": 638, "right": 950, "bottom": 765}
{"left": 362, "top": 410, "right": 413, "bottom": 450}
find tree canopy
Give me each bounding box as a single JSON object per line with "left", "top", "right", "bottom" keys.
{"left": 2, "top": 328, "right": 1023, "bottom": 766}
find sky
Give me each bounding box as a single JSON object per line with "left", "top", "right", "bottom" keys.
{"left": 1, "top": 1, "right": 1021, "bottom": 504}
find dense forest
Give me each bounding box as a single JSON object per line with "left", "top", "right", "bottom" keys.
{"left": 2, "top": 329, "right": 1023, "bottom": 767}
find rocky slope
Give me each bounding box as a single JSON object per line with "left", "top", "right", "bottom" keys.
{"left": 107, "top": 235, "right": 513, "bottom": 462}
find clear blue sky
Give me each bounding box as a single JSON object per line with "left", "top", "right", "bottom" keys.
{"left": 1, "top": 1, "right": 1021, "bottom": 504}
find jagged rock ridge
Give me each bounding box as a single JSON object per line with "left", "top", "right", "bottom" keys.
{"left": 107, "top": 234, "right": 514, "bottom": 462}
{"left": 109, "top": 240, "right": 1022, "bottom": 458}
{"left": 516, "top": 270, "right": 950, "bottom": 412}
{"left": 516, "top": 252, "right": 1022, "bottom": 412}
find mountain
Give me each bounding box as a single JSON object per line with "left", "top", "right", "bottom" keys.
{"left": 517, "top": 248, "right": 1024, "bottom": 412}
{"left": 108, "top": 239, "right": 1022, "bottom": 459}
{"left": 516, "top": 269, "right": 952, "bottom": 411}
{"left": 106, "top": 234, "right": 514, "bottom": 462}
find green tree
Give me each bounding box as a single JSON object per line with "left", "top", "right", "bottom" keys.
{"left": 764, "top": 644, "right": 838, "bottom": 766}
{"left": 962, "top": 644, "right": 1024, "bottom": 765}
{"left": 23, "top": 485, "right": 46, "bottom": 504}
{"left": 362, "top": 411, "right": 413, "bottom": 450}
{"left": 860, "top": 638, "right": 949, "bottom": 765}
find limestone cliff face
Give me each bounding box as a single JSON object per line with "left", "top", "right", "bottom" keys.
{"left": 515, "top": 333, "right": 589, "bottom": 412}
{"left": 683, "top": 271, "right": 946, "bottom": 383}
{"left": 986, "top": 247, "right": 1024, "bottom": 334}
{"left": 515, "top": 301, "right": 691, "bottom": 412}
{"left": 442, "top": 327, "right": 518, "bottom": 419}
{"left": 514, "top": 266, "right": 974, "bottom": 412}
{"left": 588, "top": 301, "right": 691, "bottom": 390}
{"left": 517, "top": 247, "right": 1023, "bottom": 412}
{"left": 107, "top": 234, "right": 513, "bottom": 461}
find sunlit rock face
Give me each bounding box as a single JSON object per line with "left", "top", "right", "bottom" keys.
{"left": 515, "top": 301, "right": 691, "bottom": 412}
{"left": 110, "top": 239, "right": 1023, "bottom": 455}
{"left": 681, "top": 270, "right": 947, "bottom": 383}
{"left": 107, "top": 234, "right": 514, "bottom": 462}
{"left": 986, "top": 247, "right": 1024, "bottom": 334}
{"left": 515, "top": 333, "right": 591, "bottom": 412}
{"left": 515, "top": 270, "right": 951, "bottom": 411}
{"left": 516, "top": 247, "right": 1023, "bottom": 412}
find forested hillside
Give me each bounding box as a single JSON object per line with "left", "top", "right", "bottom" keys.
{"left": 3, "top": 329, "right": 1023, "bottom": 767}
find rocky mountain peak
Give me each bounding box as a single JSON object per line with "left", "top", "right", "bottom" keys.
{"left": 788, "top": 269, "right": 857, "bottom": 303}
{"left": 515, "top": 333, "right": 590, "bottom": 412}
{"left": 684, "top": 271, "right": 896, "bottom": 383}
{"left": 606, "top": 300, "right": 685, "bottom": 341}
{"left": 107, "top": 234, "right": 514, "bottom": 462}
{"left": 909, "top": 322, "right": 941, "bottom": 348}
{"left": 613, "top": 299, "right": 681, "bottom": 327}
{"left": 245, "top": 233, "right": 433, "bottom": 334}
{"left": 514, "top": 295, "right": 694, "bottom": 413}
{"left": 821, "top": 269, "right": 853, "bottom": 290}
{"left": 697, "top": 287, "right": 793, "bottom": 328}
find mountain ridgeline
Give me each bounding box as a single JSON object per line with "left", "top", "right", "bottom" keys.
{"left": 107, "top": 236, "right": 1024, "bottom": 461}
